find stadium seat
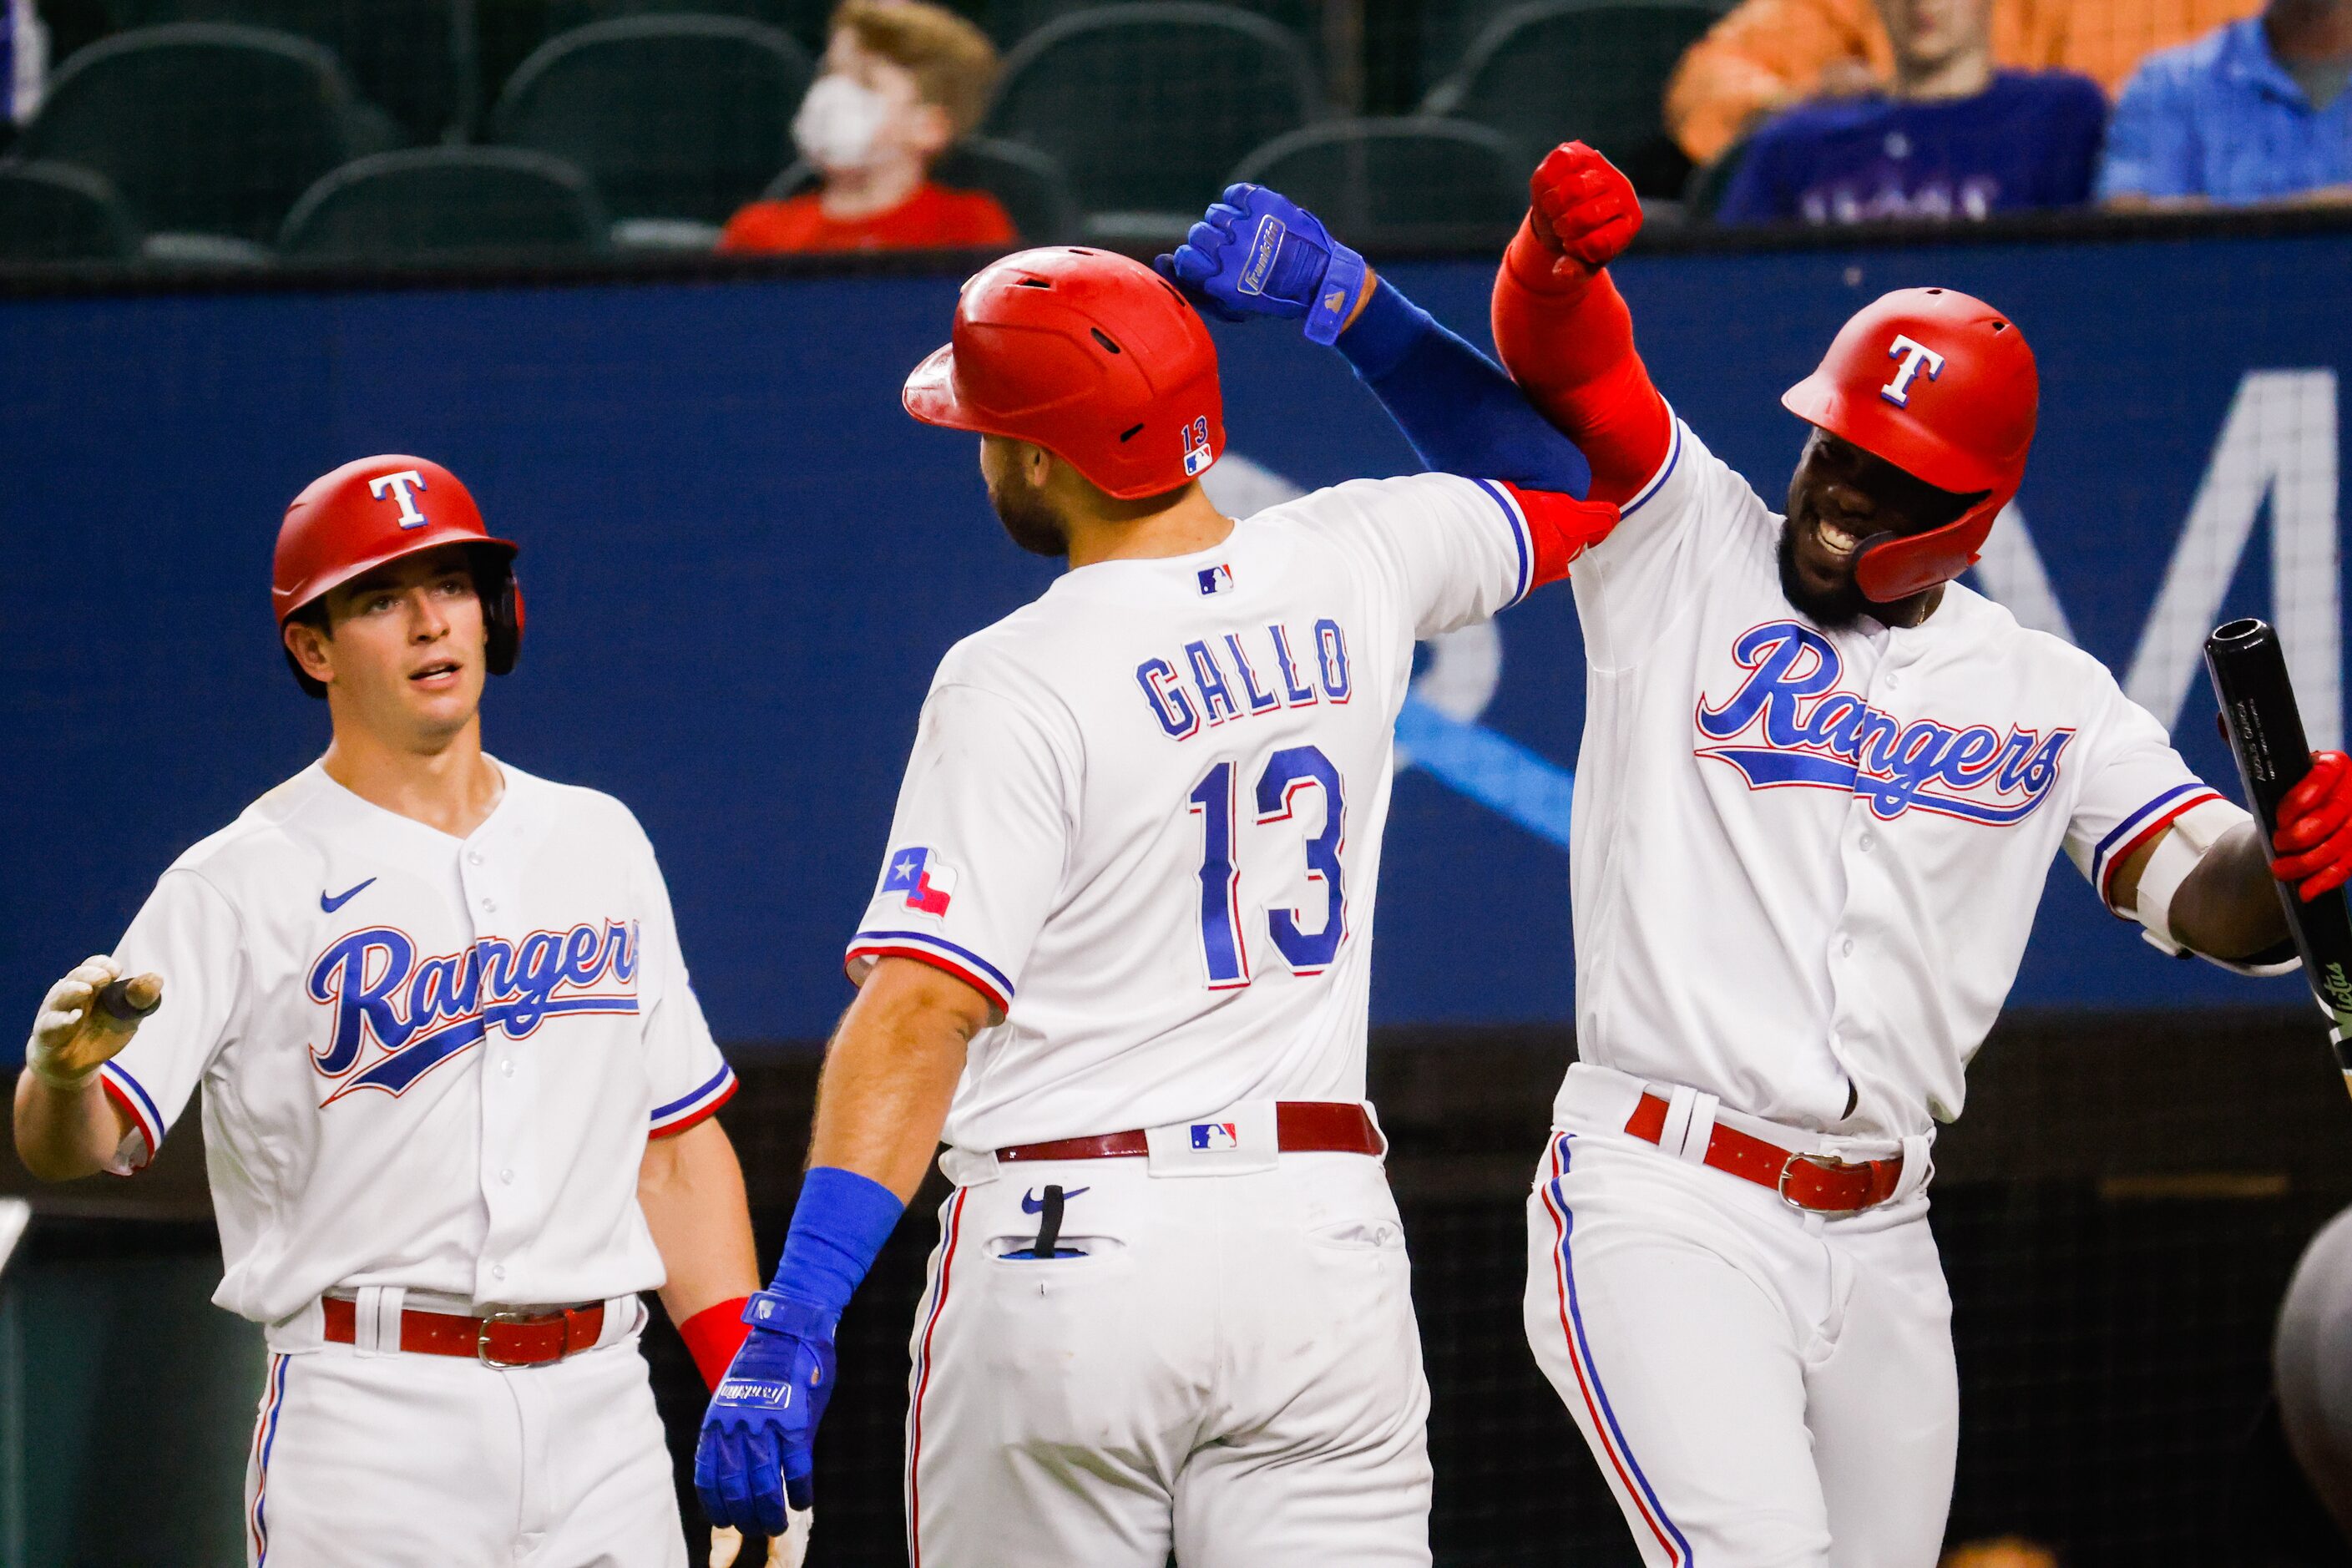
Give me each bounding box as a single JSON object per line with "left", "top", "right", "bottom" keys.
{"left": 0, "top": 159, "right": 140, "bottom": 261}
{"left": 18, "top": 23, "right": 402, "bottom": 243}
{"left": 492, "top": 16, "right": 812, "bottom": 238}
{"left": 984, "top": 3, "right": 1318, "bottom": 240}
{"left": 544, "top": 0, "right": 830, "bottom": 50}
{"left": 980, "top": 0, "right": 1316, "bottom": 51}
{"left": 280, "top": 148, "right": 609, "bottom": 260}
{"left": 96, "top": 0, "right": 472, "bottom": 142}
{"left": 762, "top": 136, "right": 1081, "bottom": 244}
{"left": 1411, "top": 0, "right": 1735, "bottom": 104}
{"left": 1422, "top": 0, "right": 1719, "bottom": 197}
{"left": 1228, "top": 118, "right": 1524, "bottom": 250}
{"left": 1682, "top": 134, "right": 1753, "bottom": 225}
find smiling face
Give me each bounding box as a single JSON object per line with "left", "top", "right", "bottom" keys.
{"left": 1778, "top": 429, "right": 1982, "bottom": 627}
{"left": 283, "top": 544, "right": 489, "bottom": 748}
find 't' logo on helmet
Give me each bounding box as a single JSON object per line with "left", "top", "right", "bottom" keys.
{"left": 367, "top": 469, "right": 431, "bottom": 529}
{"left": 1879, "top": 336, "right": 1947, "bottom": 408}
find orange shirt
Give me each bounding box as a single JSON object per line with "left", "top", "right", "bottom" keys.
{"left": 1665, "top": 0, "right": 2265, "bottom": 164}
{"left": 718, "top": 182, "right": 1018, "bottom": 255}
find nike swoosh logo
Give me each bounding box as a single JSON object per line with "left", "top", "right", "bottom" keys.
{"left": 1020, "top": 1186, "right": 1088, "bottom": 1213}
{"left": 320, "top": 878, "right": 377, "bottom": 913}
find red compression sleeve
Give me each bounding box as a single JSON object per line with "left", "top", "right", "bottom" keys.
{"left": 680, "top": 1295, "right": 754, "bottom": 1390}
{"left": 1491, "top": 215, "right": 1674, "bottom": 508}
{"left": 1500, "top": 481, "right": 1622, "bottom": 589}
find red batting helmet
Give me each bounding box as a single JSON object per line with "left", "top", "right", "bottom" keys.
{"left": 903, "top": 246, "right": 1224, "bottom": 500}
{"left": 273, "top": 454, "right": 523, "bottom": 696}
{"left": 1781, "top": 286, "right": 2037, "bottom": 603}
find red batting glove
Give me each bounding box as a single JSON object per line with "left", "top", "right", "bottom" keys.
{"left": 1527, "top": 142, "right": 1642, "bottom": 274}
{"left": 2272, "top": 751, "right": 2352, "bottom": 900}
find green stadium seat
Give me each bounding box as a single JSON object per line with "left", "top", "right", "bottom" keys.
{"left": 1411, "top": 0, "right": 1737, "bottom": 104}
{"left": 280, "top": 148, "right": 609, "bottom": 260}
{"left": 18, "top": 23, "right": 402, "bottom": 242}
{"left": 1228, "top": 118, "right": 1525, "bottom": 250}
{"left": 980, "top": 0, "right": 1314, "bottom": 52}
{"left": 544, "top": 0, "right": 830, "bottom": 51}
{"left": 0, "top": 159, "right": 140, "bottom": 261}
{"left": 492, "top": 16, "right": 813, "bottom": 234}
{"left": 1681, "top": 132, "right": 1753, "bottom": 224}
{"left": 984, "top": 3, "right": 1318, "bottom": 240}
{"left": 97, "top": 0, "right": 472, "bottom": 142}
{"left": 1422, "top": 0, "right": 1719, "bottom": 198}
{"left": 762, "top": 135, "right": 1081, "bottom": 244}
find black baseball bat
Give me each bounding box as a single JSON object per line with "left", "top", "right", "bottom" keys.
{"left": 94, "top": 977, "right": 159, "bottom": 1022}
{"left": 2204, "top": 617, "right": 2352, "bottom": 1095}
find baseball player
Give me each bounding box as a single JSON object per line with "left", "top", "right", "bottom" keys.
{"left": 1164, "top": 158, "right": 2352, "bottom": 1565}
{"left": 693, "top": 245, "right": 1621, "bottom": 1565}
{"left": 14, "top": 457, "right": 769, "bottom": 1567}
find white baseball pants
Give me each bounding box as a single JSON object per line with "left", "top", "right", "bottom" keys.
{"left": 1523, "top": 1126, "right": 1957, "bottom": 1567}
{"left": 903, "top": 1151, "right": 1434, "bottom": 1566}
{"left": 241, "top": 1314, "right": 685, "bottom": 1567}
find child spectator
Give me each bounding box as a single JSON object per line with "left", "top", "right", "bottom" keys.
{"left": 2098, "top": 0, "right": 2352, "bottom": 206}
{"left": 1715, "top": 0, "right": 2107, "bottom": 224}
{"left": 1667, "top": 0, "right": 2257, "bottom": 167}
{"left": 721, "top": 0, "right": 1014, "bottom": 254}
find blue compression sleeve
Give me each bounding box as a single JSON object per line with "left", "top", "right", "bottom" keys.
{"left": 771, "top": 1166, "right": 905, "bottom": 1316}
{"left": 1335, "top": 277, "right": 1594, "bottom": 498}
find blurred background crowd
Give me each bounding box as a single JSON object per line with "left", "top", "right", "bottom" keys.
{"left": 0, "top": 0, "right": 2346, "bottom": 267}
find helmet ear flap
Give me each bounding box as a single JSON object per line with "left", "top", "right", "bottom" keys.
{"left": 479, "top": 555, "right": 524, "bottom": 677}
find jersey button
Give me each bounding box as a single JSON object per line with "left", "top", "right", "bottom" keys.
{"left": 498, "top": 1167, "right": 514, "bottom": 1185}
{"left": 468, "top": 851, "right": 484, "bottom": 867}
{"left": 499, "top": 1060, "right": 515, "bottom": 1078}
{"left": 1840, "top": 937, "right": 1855, "bottom": 956}
{"left": 492, "top": 1264, "right": 507, "bottom": 1282}
{"left": 1859, "top": 832, "right": 1876, "bottom": 851}
{"left": 480, "top": 898, "right": 498, "bottom": 914}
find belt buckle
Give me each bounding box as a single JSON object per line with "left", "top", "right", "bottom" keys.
{"left": 1776, "top": 1151, "right": 1869, "bottom": 1216}
{"left": 476, "top": 1308, "right": 547, "bottom": 1368}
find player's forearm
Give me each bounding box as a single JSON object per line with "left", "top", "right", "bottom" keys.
{"left": 1491, "top": 220, "right": 1673, "bottom": 506}
{"left": 641, "top": 1117, "right": 760, "bottom": 1325}
{"left": 1335, "top": 276, "right": 1596, "bottom": 496}
{"left": 11, "top": 1071, "right": 125, "bottom": 1182}
{"left": 806, "top": 957, "right": 987, "bottom": 1202}
{"left": 2168, "top": 822, "right": 2292, "bottom": 960}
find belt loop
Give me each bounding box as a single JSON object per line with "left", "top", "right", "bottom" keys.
{"left": 1660, "top": 1085, "right": 1720, "bottom": 1166}
{"left": 1680, "top": 1090, "right": 1720, "bottom": 1165}
{"left": 355, "top": 1285, "right": 404, "bottom": 1356}
{"left": 1890, "top": 1132, "right": 1936, "bottom": 1202}
{"left": 593, "top": 1295, "right": 639, "bottom": 1349}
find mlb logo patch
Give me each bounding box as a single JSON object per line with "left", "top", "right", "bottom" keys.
{"left": 883, "top": 847, "right": 958, "bottom": 915}
{"left": 1197, "top": 564, "right": 1233, "bottom": 595}
{"left": 1190, "top": 1121, "right": 1239, "bottom": 1151}
{"left": 1181, "top": 415, "right": 1214, "bottom": 478}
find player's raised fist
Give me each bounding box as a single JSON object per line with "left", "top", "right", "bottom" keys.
{"left": 1527, "top": 141, "right": 1641, "bottom": 274}
{"left": 2274, "top": 751, "right": 2352, "bottom": 900}
{"left": 24, "top": 956, "right": 163, "bottom": 1088}
{"left": 1155, "top": 183, "right": 1370, "bottom": 345}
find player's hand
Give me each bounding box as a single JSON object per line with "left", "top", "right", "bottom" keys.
{"left": 25, "top": 957, "right": 161, "bottom": 1089}
{"left": 1526, "top": 142, "right": 1641, "bottom": 274}
{"left": 1154, "top": 183, "right": 1369, "bottom": 345}
{"left": 695, "top": 1292, "right": 837, "bottom": 1537}
{"left": 2274, "top": 751, "right": 2352, "bottom": 901}
{"left": 710, "top": 1512, "right": 812, "bottom": 1568}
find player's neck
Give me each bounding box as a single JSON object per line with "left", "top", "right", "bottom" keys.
{"left": 817, "top": 155, "right": 928, "bottom": 220}
{"left": 1062, "top": 483, "right": 1235, "bottom": 569}
{"left": 320, "top": 719, "right": 505, "bottom": 840}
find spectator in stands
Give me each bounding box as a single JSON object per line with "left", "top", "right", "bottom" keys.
{"left": 1716, "top": 0, "right": 2107, "bottom": 225}
{"left": 720, "top": 0, "right": 1014, "bottom": 254}
{"left": 2098, "top": 0, "right": 2352, "bottom": 206}
{"left": 1940, "top": 1540, "right": 2062, "bottom": 1568}
{"left": 1666, "top": 0, "right": 2259, "bottom": 167}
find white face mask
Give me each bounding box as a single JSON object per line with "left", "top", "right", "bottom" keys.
{"left": 793, "top": 73, "right": 894, "bottom": 173}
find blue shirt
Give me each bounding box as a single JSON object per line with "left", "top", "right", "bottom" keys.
{"left": 1717, "top": 70, "right": 2109, "bottom": 226}
{"left": 2097, "top": 17, "right": 2352, "bottom": 203}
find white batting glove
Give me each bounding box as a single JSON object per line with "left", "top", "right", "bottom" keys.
{"left": 710, "top": 1508, "right": 812, "bottom": 1568}
{"left": 26, "top": 956, "right": 155, "bottom": 1090}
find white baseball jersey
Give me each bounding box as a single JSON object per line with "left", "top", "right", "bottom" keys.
{"left": 97, "top": 759, "right": 736, "bottom": 1337}
{"left": 846, "top": 473, "right": 1546, "bottom": 1153}
{"left": 1565, "top": 413, "right": 2251, "bottom": 1141}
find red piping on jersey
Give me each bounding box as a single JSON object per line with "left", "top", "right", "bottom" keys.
{"left": 2099, "top": 791, "right": 2224, "bottom": 915}
{"left": 99, "top": 1071, "right": 158, "bottom": 1172}
{"left": 648, "top": 1075, "right": 737, "bottom": 1141}
{"left": 847, "top": 944, "right": 1013, "bottom": 1016}
{"left": 1491, "top": 217, "right": 1673, "bottom": 509}
{"left": 908, "top": 1188, "right": 968, "bottom": 1568}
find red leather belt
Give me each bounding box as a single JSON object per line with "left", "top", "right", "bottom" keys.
{"left": 321, "top": 1295, "right": 605, "bottom": 1367}
{"left": 1626, "top": 1091, "right": 1904, "bottom": 1214}
{"left": 997, "top": 1100, "right": 1383, "bottom": 1163}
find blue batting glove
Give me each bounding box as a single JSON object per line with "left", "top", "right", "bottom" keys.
{"left": 694, "top": 1292, "right": 838, "bottom": 1537}
{"left": 1153, "top": 183, "right": 1368, "bottom": 345}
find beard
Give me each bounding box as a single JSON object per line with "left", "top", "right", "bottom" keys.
{"left": 987, "top": 467, "right": 1070, "bottom": 559}
{"left": 1776, "top": 513, "right": 1875, "bottom": 630}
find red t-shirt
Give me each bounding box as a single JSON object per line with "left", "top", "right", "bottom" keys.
{"left": 719, "top": 182, "right": 1018, "bottom": 254}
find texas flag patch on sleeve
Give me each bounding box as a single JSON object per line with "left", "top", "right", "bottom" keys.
{"left": 883, "top": 847, "right": 959, "bottom": 915}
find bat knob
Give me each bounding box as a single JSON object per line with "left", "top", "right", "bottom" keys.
{"left": 96, "top": 976, "right": 161, "bottom": 1022}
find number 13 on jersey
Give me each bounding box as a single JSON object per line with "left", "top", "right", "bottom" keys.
{"left": 1186, "top": 745, "right": 1347, "bottom": 990}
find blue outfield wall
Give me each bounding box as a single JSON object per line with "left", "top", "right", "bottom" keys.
{"left": 3, "top": 232, "right": 2348, "bottom": 1044}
